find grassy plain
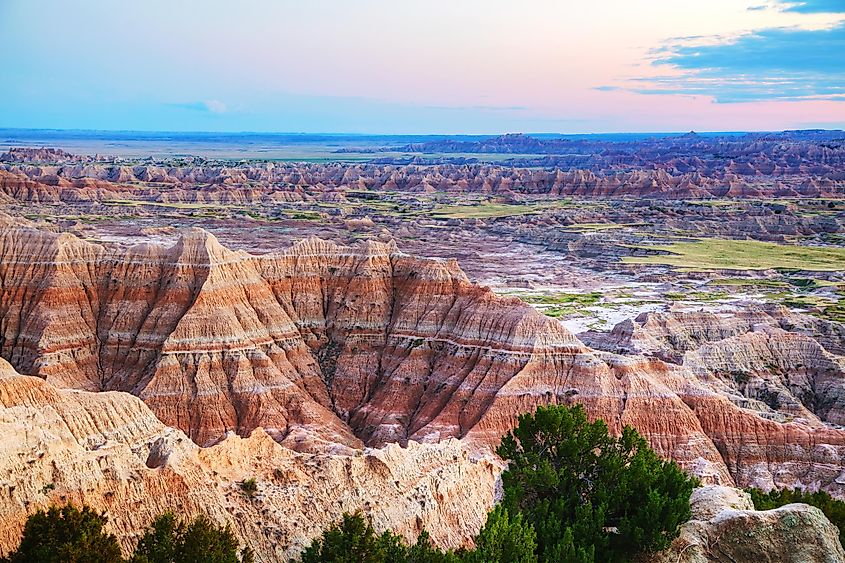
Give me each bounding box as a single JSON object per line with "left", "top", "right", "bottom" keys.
{"left": 623, "top": 239, "right": 845, "bottom": 271}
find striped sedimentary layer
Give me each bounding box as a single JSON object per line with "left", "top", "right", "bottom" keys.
{"left": 3, "top": 361, "right": 840, "bottom": 563}
{"left": 0, "top": 358, "right": 498, "bottom": 560}
{"left": 0, "top": 222, "right": 844, "bottom": 495}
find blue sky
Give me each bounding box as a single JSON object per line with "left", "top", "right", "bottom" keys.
{"left": 646, "top": 1, "right": 845, "bottom": 103}
{"left": 0, "top": 0, "right": 843, "bottom": 133}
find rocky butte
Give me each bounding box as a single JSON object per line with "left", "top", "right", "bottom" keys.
{"left": 0, "top": 218, "right": 844, "bottom": 560}
{"left": 2, "top": 357, "right": 843, "bottom": 562}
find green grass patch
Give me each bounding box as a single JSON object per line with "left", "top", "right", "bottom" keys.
{"left": 663, "top": 290, "right": 730, "bottom": 302}
{"left": 788, "top": 277, "right": 841, "bottom": 289}
{"left": 430, "top": 203, "right": 540, "bottom": 219}
{"left": 521, "top": 292, "right": 602, "bottom": 306}
{"left": 684, "top": 199, "right": 740, "bottom": 208}
{"left": 623, "top": 239, "right": 845, "bottom": 272}
{"left": 104, "top": 199, "right": 238, "bottom": 210}
{"left": 281, "top": 210, "right": 323, "bottom": 220}
{"left": 708, "top": 277, "right": 789, "bottom": 289}
{"left": 518, "top": 291, "right": 602, "bottom": 318}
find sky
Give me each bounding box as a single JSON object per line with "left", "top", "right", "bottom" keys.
{"left": 0, "top": 0, "right": 843, "bottom": 134}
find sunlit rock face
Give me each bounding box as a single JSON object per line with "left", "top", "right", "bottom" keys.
{"left": 1, "top": 357, "right": 843, "bottom": 563}
{"left": 1, "top": 222, "right": 844, "bottom": 497}
{"left": 0, "top": 359, "right": 499, "bottom": 560}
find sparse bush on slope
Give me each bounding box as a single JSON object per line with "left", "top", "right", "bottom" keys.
{"left": 299, "top": 512, "right": 459, "bottom": 563}
{"left": 131, "top": 512, "right": 254, "bottom": 563}
{"left": 1, "top": 507, "right": 253, "bottom": 563}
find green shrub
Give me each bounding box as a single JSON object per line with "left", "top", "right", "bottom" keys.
{"left": 239, "top": 478, "right": 258, "bottom": 498}
{"left": 405, "top": 530, "right": 461, "bottom": 563}
{"left": 2, "top": 504, "right": 124, "bottom": 563}
{"left": 496, "top": 403, "right": 697, "bottom": 563}
{"left": 300, "top": 512, "right": 402, "bottom": 563}
{"left": 300, "top": 512, "right": 458, "bottom": 563}
{"left": 131, "top": 513, "right": 253, "bottom": 563}
{"left": 464, "top": 506, "right": 537, "bottom": 563}
{"left": 748, "top": 488, "right": 845, "bottom": 546}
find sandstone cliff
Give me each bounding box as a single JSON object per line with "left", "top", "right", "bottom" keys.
{"left": 0, "top": 359, "right": 498, "bottom": 560}
{"left": 1, "top": 362, "right": 841, "bottom": 562}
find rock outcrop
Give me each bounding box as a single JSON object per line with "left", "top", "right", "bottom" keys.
{"left": 0, "top": 359, "right": 498, "bottom": 561}
{"left": 587, "top": 308, "right": 845, "bottom": 428}
{"left": 0, "top": 224, "right": 844, "bottom": 495}
{"left": 3, "top": 361, "right": 842, "bottom": 563}
{"left": 651, "top": 486, "right": 845, "bottom": 563}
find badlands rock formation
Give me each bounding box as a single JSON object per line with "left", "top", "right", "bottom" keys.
{"left": 3, "top": 129, "right": 844, "bottom": 203}
{"left": 1, "top": 221, "right": 844, "bottom": 497}
{"left": 1, "top": 162, "right": 840, "bottom": 201}
{"left": 585, "top": 308, "right": 845, "bottom": 426}
{"left": 650, "top": 486, "right": 845, "bottom": 563}
{"left": 2, "top": 359, "right": 841, "bottom": 562}
{"left": 0, "top": 358, "right": 498, "bottom": 560}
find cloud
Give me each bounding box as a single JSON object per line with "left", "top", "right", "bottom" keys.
{"left": 203, "top": 100, "right": 227, "bottom": 114}
{"left": 168, "top": 100, "right": 228, "bottom": 114}
{"left": 628, "top": 22, "right": 845, "bottom": 102}
{"left": 657, "top": 25, "right": 845, "bottom": 75}
{"left": 780, "top": 0, "right": 845, "bottom": 13}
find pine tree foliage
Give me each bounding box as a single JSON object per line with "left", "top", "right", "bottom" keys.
{"left": 2, "top": 504, "right": 124, "bottom": 563}
{"left": 464, "top": 506, "right": 537, "bottom": 563}
{"left": 131, "top": 513, "right": 253, "bottom": 563}
{"left": 496, "top": 403, "right": 697, "bottom": 562}
{"left": 299, "top": 512, "right": 459, "bottom": 563}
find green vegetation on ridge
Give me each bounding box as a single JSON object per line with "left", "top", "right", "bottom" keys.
{"left": 623, "top": 238, "right": 845, "bottom": 271}
{"left": 519, "top": 292, "right": 603, "bottom": 318}
{"left": 430, "top": 200, "right": 572, "bottom": 220}
{"left": 1, "top": 507, "right": 254, "bottom": 563}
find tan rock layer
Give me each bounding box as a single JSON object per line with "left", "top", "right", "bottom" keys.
{"left": 0, "top": 361, "right": 498, "bottom": 561}
{"left": 650, "top": 486, "right": 845, "bottom": 563}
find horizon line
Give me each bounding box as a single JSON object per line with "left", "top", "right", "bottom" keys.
{"left": 3, "top": 126, "right": 844, "bottom": 138}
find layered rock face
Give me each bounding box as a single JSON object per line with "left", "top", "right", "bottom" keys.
{"left": 0, "top": 359, "right": 498, "bottom": 560}
{"left": 585, "top": 308, "right": 845, "bottom": 492}
{"left": 1, "top": 223, "right": 845, "bottom": 496}
{"left": 3, "top": 129, "right": 845, "bottom": 205}
{"left": 0, "top": 222, "right": 589, "bottom": 452}
{"left": 2, "top": 362, "right": 840, "bottom": 562}
{"left": 588, "top": 308, "right": 845, "bottom": 426}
